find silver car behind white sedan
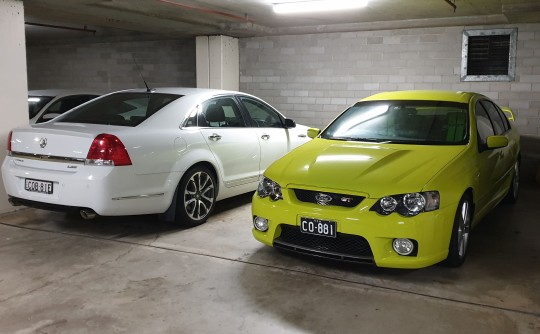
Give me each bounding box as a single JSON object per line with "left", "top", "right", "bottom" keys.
{"left": 3, "top": 88, "right": 309, "bottom": 226}
{"left": 28, "top": 89, "right": 101, "bottom": 124}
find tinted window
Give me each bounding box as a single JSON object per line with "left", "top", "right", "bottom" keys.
{"left": 475, "top": 101, "right": 495, "bottom": 145}
{"left": 495, "top": 105, "right": 511, "bottom": 131}
{"left": 238, "top": 96, "right": 283, "bottom": 128}
{"left": 57, "top": 93, "right": 181, "bottom": 126}
{"left": 203, "top": 97, "right": 244, "bottom": 127}
{"left": 321, "top": 100, "right": 469, "bottom": 145}
{"left": 36, "top": 95, "right": 99, "bottom": 123}
{"left": 480, "top": 100, "right": 506, "bottom": 135}
{"left": 185, "top": 97, "right": 245, "bottom": 128}
{"left": 28, "top": 95, "right": 54, "bottom": 118}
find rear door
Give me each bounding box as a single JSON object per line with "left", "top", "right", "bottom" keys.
{"left": 197, "top": 96, "right": 261, "bottom": 187}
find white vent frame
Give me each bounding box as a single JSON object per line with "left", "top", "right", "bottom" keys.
{"left": 461, "top": 28, "right": 518, "bottom": 82}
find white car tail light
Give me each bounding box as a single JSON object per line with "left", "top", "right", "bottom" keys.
{"left": 86, "top": 134, "right": 132, "bottom": 166}
{"left": 7, "top": 131, "right": 12, "bottom": 155}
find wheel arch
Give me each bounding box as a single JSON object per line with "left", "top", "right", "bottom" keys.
{"left": 159, "top": 160, "right": 220, "bottom": 223}
{"left": 185, "top": 161, "right": 220, "bottom": 194}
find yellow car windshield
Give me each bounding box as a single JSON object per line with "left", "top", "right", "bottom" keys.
{"left": 322, "top": 100, "right": 469, "bottom": 145}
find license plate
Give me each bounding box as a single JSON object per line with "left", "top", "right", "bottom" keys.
{"left": 24, "top": 178, "right": 53, "bottom": 194}
{"left": 300, "top": 217, "right": 337, "bottom": 238}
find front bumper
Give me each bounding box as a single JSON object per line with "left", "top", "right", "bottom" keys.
{"left": 252, "top": 192, "right": 456, "bottom": 269}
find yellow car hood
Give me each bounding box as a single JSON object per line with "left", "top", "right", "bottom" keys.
{"left": 266, "top": 138, "right": 467, "bottom": 198}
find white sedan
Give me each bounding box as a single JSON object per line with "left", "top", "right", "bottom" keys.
{"left": 3, "top": 88, "right": 310, "bottom": 226}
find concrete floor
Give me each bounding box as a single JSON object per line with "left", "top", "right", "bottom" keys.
{"left": 1, "top": 137, "right": 540, "bottom": 334}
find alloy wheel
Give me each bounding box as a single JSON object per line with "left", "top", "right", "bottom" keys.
{"left": 512, "top": 162, "right": 520, "bottom": 199}
{"left": 183, "top": 171, "right": 215, "bottom": 221}
{"left": 457, "top": 200, "right": 471, "bottom": 258}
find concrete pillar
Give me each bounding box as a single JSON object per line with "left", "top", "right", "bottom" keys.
{"left": 196, "top": 35, "right": 239, "bottom": 91}
{"left": 0, "top": 0, "right": 28, "bottom": 213}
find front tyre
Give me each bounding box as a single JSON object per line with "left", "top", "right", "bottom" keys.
{"left": 443, "top": 194, "right": 472, "bottom": 267}
{"left": 175, "top": 166, "right": 216, "bottom": 227}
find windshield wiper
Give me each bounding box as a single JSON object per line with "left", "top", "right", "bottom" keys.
{"left": 329, "top": 137, "right": 389, "bottom": 143}
{"left": 327, "top": 136, "right": 356, "bottom": 141}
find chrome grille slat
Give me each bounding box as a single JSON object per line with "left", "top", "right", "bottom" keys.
{"left": 11, "top": 151, "right": 85, "bottom": 164}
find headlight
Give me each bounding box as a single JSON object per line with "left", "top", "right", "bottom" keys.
{"left": 370, "top": 191, "right": 440, "bottom": 216}
{"left": 380, "top": 196, "right": 398, "bottom": 212}
{"left": 403, "top": 193, "right": 425, "bottom": 214}
{"left": 257, "top": 176, "right": 283, "bottom": 201}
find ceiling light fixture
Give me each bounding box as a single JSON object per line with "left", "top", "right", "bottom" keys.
{"left": 273, "top": 0, "right": 368, "bottom": 14}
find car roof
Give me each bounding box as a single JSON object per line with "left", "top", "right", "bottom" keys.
{"left": 114, "top": 87, "right": 251, "bottom": 98}
{"left": 361, "top": 90, "right": 480, "bottom": 103}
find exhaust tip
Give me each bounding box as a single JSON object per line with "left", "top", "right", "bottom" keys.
{"left": 80, "top": 209, "right": 97, "bottom": 220}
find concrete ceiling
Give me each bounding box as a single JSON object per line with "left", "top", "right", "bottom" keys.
{"left": 24, "top": 0, "right": 540, "bottom": 43}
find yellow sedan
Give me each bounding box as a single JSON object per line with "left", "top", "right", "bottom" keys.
{"left": 252, "top": 90, "right": 520, "bottom": 269}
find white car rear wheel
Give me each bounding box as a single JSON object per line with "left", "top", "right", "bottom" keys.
{"left": 175, "top": 166, "right": 216, "bottom": 227}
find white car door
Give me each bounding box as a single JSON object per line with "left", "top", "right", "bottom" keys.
{"left": 237, "top": 95, "right": 309, "bottom": 174}
{"left": 198, "top": 97, "right": 261, "bottom": 187}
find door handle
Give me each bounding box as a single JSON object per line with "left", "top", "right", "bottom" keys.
{"left": 208, "top": 133, "right": 222, "bottom": 141}
{"left": 261, "top": 134, "right": 270, "bottom": 140}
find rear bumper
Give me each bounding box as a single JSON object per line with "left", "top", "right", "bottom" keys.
{"left": 2, "top": 157, "right": 175, "bottom": 216}
{"left": 8, "top": 196, "right": 82, "bottom": 213}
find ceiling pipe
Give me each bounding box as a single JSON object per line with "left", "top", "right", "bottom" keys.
{"left": 25, "top": 22, "right": 97, "bottom": 35}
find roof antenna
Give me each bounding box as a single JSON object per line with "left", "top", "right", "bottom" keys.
{"left": 132, "top": 55, "right": 152, "bottom": 92}
{"left": 444, "top": 0, "right": 457, "bottom": 12}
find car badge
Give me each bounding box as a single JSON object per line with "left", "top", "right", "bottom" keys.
{"left": 315, "top": 193, "right": 333, "bottom": 206}
{"left": 340, "top": 197, "right": 353, "bottom": 203}
{"left": 39, "top": 138, "right": 47, "bottom": 148}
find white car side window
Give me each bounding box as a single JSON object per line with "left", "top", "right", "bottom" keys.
{"left": 239, "top": 96, "right": 283, "bottom": 128}
{"left": 201, "top": 97, "right": 245, "bottom": 128}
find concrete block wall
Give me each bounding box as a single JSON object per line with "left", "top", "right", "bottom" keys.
{"left": 239, "top": 23, "right": 540, "bottom": 136}
{"left": 26, "top": 38, "right": 196, "bottom": 93}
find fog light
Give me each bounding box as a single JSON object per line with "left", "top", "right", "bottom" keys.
{"left": 253, "top": 216, "right": 269, "bottom": 232}
{"left": 393, "top": 238, "right": 414, "bottom": 256}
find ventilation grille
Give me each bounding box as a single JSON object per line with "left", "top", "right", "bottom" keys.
{"left": 274, "top": 225, "right": 373, "bottom": 263}
{"left": 467, "top": 35, "right": 510, "bottom": 76}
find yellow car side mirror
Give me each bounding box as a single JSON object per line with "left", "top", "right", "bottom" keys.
{"left": 307, "top": 128, "right": 321, "bottom": 139}
{"left": 486, "top": 135, "right": 509, "bottom": 149}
